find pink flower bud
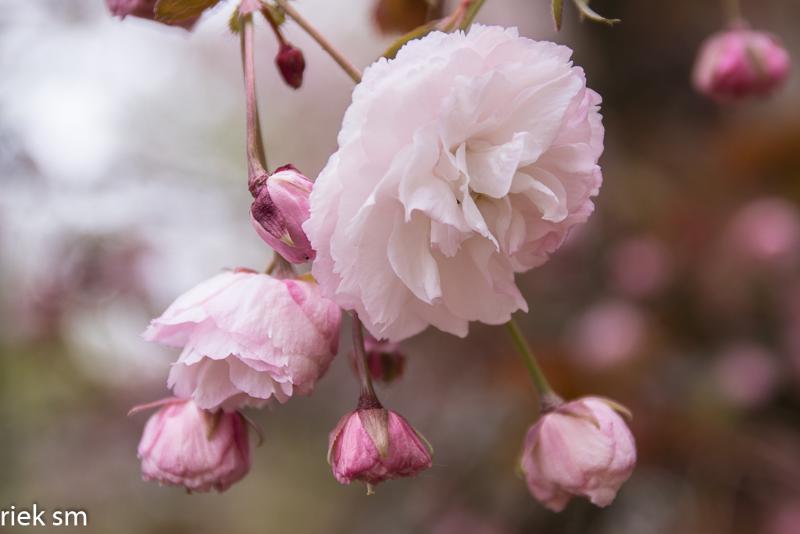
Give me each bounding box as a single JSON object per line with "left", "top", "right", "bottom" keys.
{"left": 364, "top": 333, "right": 406, "bottom": 383}
{"left": 105, "top": 0, "right": 200, "bottom": 30}
{"left": 328, "top": 407, "right": 432, "bottom": 487}
{"left": 250, "top": 165, "right": 315, "bottom": 264}
{"left": 693, "top": 27, "right": 791, "bottom": 100}
{"left": 520, "top": 397, "right": 636, "bottom": 512}
{"left": 275, "top": 43, "right": 306, "bottom": 89}
{"left": 137, "top": 399, "right": 250, "bottom": 492}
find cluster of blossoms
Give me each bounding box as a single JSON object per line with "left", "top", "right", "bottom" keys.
{"left": 107, "top": 0, "right": 793, "bottom": 515}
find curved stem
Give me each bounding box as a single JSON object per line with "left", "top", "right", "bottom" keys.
{"left": 505, "top": 318, "right": 563, "bottom": 412}
{"left": 262, "top": 5, "right": 287, "bottom": 46}
{"left": 274, "top": 0, "right": 363, "bottom": 84}
{"left": 351, "top": 312, "right": 380, "bottom": 406}
{"left": 240, "top": 14, "right": 268, "bottom": 176}
{"left": 265, "top": 254, "right": 294, "bottom": 278}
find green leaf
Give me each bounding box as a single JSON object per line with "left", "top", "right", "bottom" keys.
{"left": 573, "top": 0, "right": 620, "bottom": 26}
{"left": 155, "top": 0, "right": 220, "bottom": 24}
{"left": 552, "top": 0, "right": 564, "bottom": 31}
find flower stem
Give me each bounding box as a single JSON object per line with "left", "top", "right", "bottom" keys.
{"left": 240, "top": 13, "right": 268, "bottom": 176}
{"left": 505, "top": 318, "right": 563, "bottom": 412}
{"left": 723, "top": 0, "right": 742, "bottom": 24}
{"left": 459, "top": 0, "right": 487, "bottom": 30}
{"left": 274, "top": 0, "right": 363, "bottom": 84}
{"left": 265, "top": 254, "right": 294, "bottom": 278}
{"left": 351, "top": 312, "right": 381, "bottom": 408}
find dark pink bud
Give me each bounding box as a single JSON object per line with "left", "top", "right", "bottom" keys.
{"left": 693, "top": 27, "right": 791, "bottom": 100}
{"left": 327, "top": 408, "right": 432, "bottom": 488}
{"left": 105, "top": 0, "right": 200, "bottom": 30}
{"left": 137, "top": 399, "right": 250, "bottom": 492}
{"left": 275, "top": 43, "right": 306, "bottom": 89}
{"left": 363, "top": 333, "right": 406, "bottom": 383}
{"left": 250, "top": 165, "right": 315, "bottom": 264}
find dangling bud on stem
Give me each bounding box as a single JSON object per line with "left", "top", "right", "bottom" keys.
{"left": 327, "top": 314, "right": 432, "bottom": 491}
{"left": 263, "top": 4, "right": 307, "bottom": 89}
{"left": 275, "top": 43, "right": 306, "bottom": 89}
{"left": 693, "top": 25, "right": 790, "bottom": 100}
{"left": 519, "top": 396, "right": 636, "bottom": 511}
{"left": 133, "top": 398, "right": 251, "bottom": 493}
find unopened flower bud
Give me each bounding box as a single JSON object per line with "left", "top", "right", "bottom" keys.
{"left": 250, "top": 165, "right": 315, "bottom": 264}
{"left": 106, "top": 0, "right": 200, "bottom": 30}
{"left": 693, "top": 27, "right": 790, "bottom": 100}
{"left": 363, "top": 333, "right": 406, "bottom": 383}
{"left": 137, "top": 399, "right": 250, "bottom": 492}
{"left": 328, "top": 407, "right": 432, "bottom": 488}
{"left": 276, "top": 43, "right": 306, "bottom": 89}
{"left": 520, "top": 396, "right": 636, "bottom": 512}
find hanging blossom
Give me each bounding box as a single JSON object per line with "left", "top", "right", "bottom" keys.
{"left": 137, "top": 399, "right": 251, "bottom": 493}
{"left": 328, "top": 406, "right": 432, "bottom": 487}
{"left": 305, "top": 25, "right": 604, "bottom": 341}
{"left": 144, "top": 269, "right": 341, "bottom": 411}
{"left": 519, "top": 396, "right": 636, "bottom": 511}
{"left": 693, "top": 26, "right": 790, "bottom": 100}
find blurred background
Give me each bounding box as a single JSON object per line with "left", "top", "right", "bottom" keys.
{"left": 1, "top": 0, "right": 799, "bottom": 532}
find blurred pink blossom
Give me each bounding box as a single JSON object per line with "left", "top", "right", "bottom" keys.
{"left": 693, "top": 27, "right": 790, "bottom": 100}
{"left": 713, "top": 343, "right": 779, "bottom": 408}
{"left": 137, "top": 399, "right": 250, "bottom": 492}
{"left": 766, "top": 499, "right": 800, "bottom": 534}
{"left": 724, "top": 198, "right": 800, "bottom": 267}
{"left": 569, "top": 300, "right": 647, "bottom": 368}
{"left": 363, "top": 333, "right": 406, "bottom": 383}
{"left": 608, "top": 236, "right": 672, "bottom": 298}
{"left": 520, "top": 397, "right": 636, "bottom": 512}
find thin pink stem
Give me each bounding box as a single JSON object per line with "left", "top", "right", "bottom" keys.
{"left": 240, "top": 13, "right": 268, "bottom": 176}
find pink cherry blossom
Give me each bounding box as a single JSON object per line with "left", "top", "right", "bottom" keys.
{"left": 725, "top": 197, "right": 800, "bottom": 267}
{"left": 305, "top": 25, "right": 604, "bottom": 341}
{"left": 520, "top": 397, "right": 636, "bottom": 512}
{"left": 144, "top": 270, "right": 341, "bottom": 411}
{"left": 328, "top": 408, "right": 432, "bottom": 486}
{"left": 137, "top": 399, "right": 250, "bottom": 492}
{"left": 713, "top": 343, "right": 779, "bottom": 408}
